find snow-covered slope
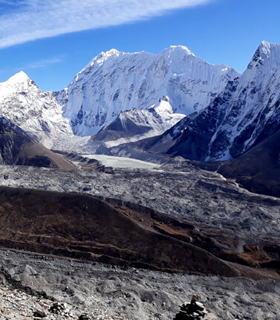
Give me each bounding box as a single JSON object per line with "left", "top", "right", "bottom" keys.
{"left": 123, "top": 41, "right": 280, "bottom": 162}
{"left": 59, "top": 46, "right": 239, "bottom": 136}
{"left": 0, "top": 71, "right": 88, "bottom": 151}
{"left": 205, "top": 41, "right": 280, "bottom": 160}
{"left": 89, "top": 96, "right": 185, "bottom": 150}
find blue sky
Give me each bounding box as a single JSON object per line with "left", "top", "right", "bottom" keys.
{"left": 0, "top": 0, "right": 279, "bottom": 91}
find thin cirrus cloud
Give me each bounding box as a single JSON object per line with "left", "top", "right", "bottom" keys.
{"left": 0, "top": 56, "right": 64, "bottom": 75}
{"left": 0, "top": 0, "right": 212, "bottom": 49}
{"left": 21, "top": 57, "right": 64, "bottom": 69}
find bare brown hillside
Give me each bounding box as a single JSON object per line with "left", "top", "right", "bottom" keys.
{"left": 0, "top": 186, "right": 279, "bottom": 280}
{"left": 0, "top": 186, "right": 238, "bottom": 277}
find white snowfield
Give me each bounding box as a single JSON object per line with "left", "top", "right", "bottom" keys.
{"left": 82, "top": 154, "right": 161, "bottom": 169}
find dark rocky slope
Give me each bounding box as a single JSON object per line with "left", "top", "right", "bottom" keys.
{"left": 0, "top": 117, "right": 75, "bottom": 170}
{"left": 106, "top": 198, "right": 280, "bottom": 277}
{"left": 218, "top": 129, "right": 280, "bottom": 197}
{"left": 0, "top": 185, "right": 239, "bottom": 277}
{"left": 0, "top": 185, "right": 279, "bottom": 279}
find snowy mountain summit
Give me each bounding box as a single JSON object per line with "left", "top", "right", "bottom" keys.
{"left": 248, "top": 40, "right": 280, "bottom": 70}
{"left": 5, "top": 71, "right": 30, "bottom": 87}
{"left": 91, "top": 96, "right": 186, "bottom": 150}
{"left": 204, "top": 40, "right": 280, "bottom": 160}
{"left": 0, "top": 71, "right": 75, "bottom": 150}
{"left": 59, "top": 46, "right": 239, "bottom": 136}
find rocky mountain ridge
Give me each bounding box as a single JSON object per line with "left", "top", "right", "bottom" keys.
{"left": 0, "top": 71, "right": 76, "bottom": 150}
{"left": 118, "top": 41, "right": 280, "bottom": 162}
{"left": 97, "top": 41, "right": 280, "bottom": 166}
{"left": 89, "top": 96, "right": 186, "bottom": 151}
{"left": 0, "top": 117, "right": 75, "bottom": 169}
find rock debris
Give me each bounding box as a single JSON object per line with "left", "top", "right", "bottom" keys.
{"left": 0, "top": 283, "right": 125, "bottom": 320}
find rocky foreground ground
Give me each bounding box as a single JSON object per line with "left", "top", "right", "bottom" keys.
{"left": 0, "top": 264, "right": 124, "bottom": 320}
{"left": 0, "top": 249, "right": 280, "bottom": 320}
{"left": 0, "top": 251, "right": 125, "bottom": 320}
{"left": 0, "top": 285, "right": 121, "bottom": 320}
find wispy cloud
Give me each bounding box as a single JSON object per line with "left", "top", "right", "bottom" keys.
{"left": 0, "top": 0, "right": 212, "bottom": 49}
{"left": 21, "top": 57, "right": 64, "bottom": 69}
{"left": 0, "top": 56, "right": 63, "bottom": 76}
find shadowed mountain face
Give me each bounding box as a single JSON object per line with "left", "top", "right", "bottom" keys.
{"left": 218, "top": 129, "right": 280, "bottom": 197}
{"left": 0, "top": 118, "right": 75, "bottom": 170}
{"left": 88, "top": 98, "right": 186, "bottom": 153}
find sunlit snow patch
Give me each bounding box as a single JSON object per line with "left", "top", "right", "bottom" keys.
{"left": 82, "top": 154, "right": 161, "bottom": 169}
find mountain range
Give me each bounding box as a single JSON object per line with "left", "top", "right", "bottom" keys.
{"left": 137, "top": 40, "right": 280, "bottom": 162}
{"left": 0, "top": 41, "right": 280, "bottom": 196}
{"left": 58, "top": 46, "right": 238, "bottom": 136}
{"left": 0, "top": 45, "right": 239, "bottom": 150}
{"left": 92, "top": 41, "right": 280, "bottom": 162}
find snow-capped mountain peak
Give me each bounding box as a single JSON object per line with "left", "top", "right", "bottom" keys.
{"left": 248, "top": 41, "right": 280, "bottom": 70}
{"left": 203, "top": 40, "right": 280, "bottom": 160}
{"left": 258, "top": 40, "right": 280, "bottom": 57}
{"left": 3, "top": 71, "right": 32, "bottom": 92}
{"left": 260, "top": 40, "right": 272, "bottom": 53}
{"left": 89, "top": 94, "right": 185, "bottom": 151}
{"left": 8, "top": 70, "right": 29, "bottom": 82}
{"left": 162, "top": 45, "right": 195, "bottom": 57}
{"left": 101, "top": 48, "right": 120, "bottom": 56}
{"left": 140, "top": 41, "right": 280, "bottom": 162}
{"left": 0, "top": 71, "right": 33, "bottom": 100}
{"left": 72, "top": 48, "right": 153, "bottom": 84}
{"left": 88, "top": 48, "right": 121, "bottom": 67}
{"left": 0, "top": 71, "right": 84, "bottom": 151}
{"left": 60, "top": 46, "right": 239, "bottom": 136}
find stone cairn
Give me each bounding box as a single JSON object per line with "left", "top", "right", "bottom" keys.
{"left": 174, "top": 295, "right": 207, "bottom": 320}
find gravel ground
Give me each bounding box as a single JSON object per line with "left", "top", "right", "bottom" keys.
{"left": 0, "top": 249, "right": 280, "bottom": 320}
